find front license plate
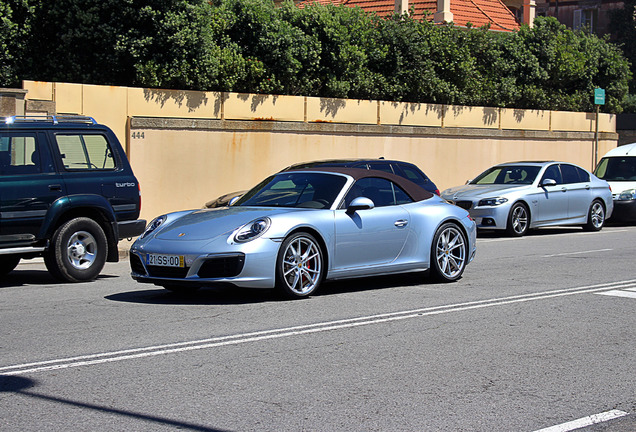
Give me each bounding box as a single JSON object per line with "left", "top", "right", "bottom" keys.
{"left": 146, "top": 254, "right": 184, "bottom": 267}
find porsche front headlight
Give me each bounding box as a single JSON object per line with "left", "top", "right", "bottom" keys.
{"left": 140, "top": 215, "right": 166, "bottom": 239}
{"left": 233, "top": 217, "right": 271, "bottom": 243}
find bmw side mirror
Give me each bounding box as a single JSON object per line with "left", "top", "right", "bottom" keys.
{"left": 541, "top": 179, "right": 557, "bottom": 187}
{"left": 228, "top": 196, "right": 241, "bottom": 206}
{"left": 347, "top": 197, "right": 374, "bottom": 213}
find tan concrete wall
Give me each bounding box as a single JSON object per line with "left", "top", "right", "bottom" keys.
{"left": 21, "top": 81, "right": 618, "bottom": 222}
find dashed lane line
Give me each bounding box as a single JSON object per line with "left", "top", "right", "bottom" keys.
{"left": 531, "top": 409, "right": 629, "bottom": 432}
{"left": 2, "top": 279, "right": 636, "bottom": 376}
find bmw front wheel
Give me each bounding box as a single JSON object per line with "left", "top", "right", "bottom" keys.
{"left": 430, "top": 223, "right": 467, "bottom": 282}
{"left": 276, "top": 232, "right": 324, "bottom": 298}
{"left": 506, "top": 202, "right": 529, "bottom": 237}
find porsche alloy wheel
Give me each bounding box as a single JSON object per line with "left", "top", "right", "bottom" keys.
{"left": 431, "top": 223, "right": 467, "bottom": 282}
{"left": 276, "top": 233, "right": 324, "bottom": 298}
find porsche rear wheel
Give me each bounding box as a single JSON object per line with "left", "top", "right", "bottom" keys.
{"left": 276, "top": 232, "right": 324, "bottom": 298}
{"left": 430, "top": 223, "right": 467, "bottom": 282}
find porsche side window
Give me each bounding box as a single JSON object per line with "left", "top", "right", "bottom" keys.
{"left": 345, "top": 178, "right": 412, "bottom": 207}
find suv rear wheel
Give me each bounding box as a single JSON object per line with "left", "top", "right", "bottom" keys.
{"left": 44, "top": 217, "right": 108, "bottom": 282}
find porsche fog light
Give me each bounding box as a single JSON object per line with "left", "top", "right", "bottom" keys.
{"left": 234, "top": 217, "right": 271, "bottom": 243}
{"left": 478, "top": 197, "right": 508, "bottom": 207}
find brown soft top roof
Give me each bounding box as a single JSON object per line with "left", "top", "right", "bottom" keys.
{"left": 286, "top": 167, "right": 434, "bottom": 202}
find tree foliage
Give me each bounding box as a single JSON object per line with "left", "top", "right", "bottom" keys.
{"left": 609, "top": 0, "right": 636, "bottom": 112}
{"left": 0, "top": 0, "right": 631, "bottom": 113}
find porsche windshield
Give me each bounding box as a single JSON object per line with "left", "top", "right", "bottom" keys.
{"left": 235, "top": 172, "right": 348, "bottom": 208}
{"left": 470, "top": 165, "right": 541, "bottom": 185}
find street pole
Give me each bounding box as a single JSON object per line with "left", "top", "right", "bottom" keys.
{"left": 594, "top": 104, "right": 599, "bottom": 168}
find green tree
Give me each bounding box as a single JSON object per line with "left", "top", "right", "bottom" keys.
{"left": 0, "top": 0, "right": 38, "bottom": 87}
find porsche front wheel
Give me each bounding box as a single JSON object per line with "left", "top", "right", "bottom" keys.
{"left": 276, "top": 232, "right": 324, "bottom": 298}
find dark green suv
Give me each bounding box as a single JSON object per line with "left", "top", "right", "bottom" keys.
{"left": 1, "top": 116, "right": 146, "bottom": 282}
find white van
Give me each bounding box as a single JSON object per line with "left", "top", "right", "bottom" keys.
{"left": 594, "top": 143, "right": 636, "bottom": 221}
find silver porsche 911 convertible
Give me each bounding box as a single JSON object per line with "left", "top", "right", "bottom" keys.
{"left": 130, "top": 168, "right": 476, "bottom": 298}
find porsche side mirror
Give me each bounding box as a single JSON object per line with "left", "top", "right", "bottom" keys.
{"left": 347, "top": 197, "right": 374, "bottom": 213}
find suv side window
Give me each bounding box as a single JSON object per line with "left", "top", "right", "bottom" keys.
{"left": 0, "top": 134, "right": 42, "bottom": 175}
{"left": 395, "top": 162, "right": 429, "bottom": 188}
{"left": 55, "top": 134, "right": 116, "bottom": 170}
{"left": 366, "top": 162, "right": 394, "bottom": 174}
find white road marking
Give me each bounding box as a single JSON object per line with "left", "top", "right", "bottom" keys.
{"left": 477, "top": 228, "right": 632, "bottom": 243}
{"left": 2, "top": 279, "right": 636, "bottom": 376}
{"left": 542, "top": 249, "right": 612, "bottom": 258}
{"left": 596, "top": 290, "right": 636, "bottom": 299}
{"left": 531, "top": 409, "right": 629, "bottom": 432}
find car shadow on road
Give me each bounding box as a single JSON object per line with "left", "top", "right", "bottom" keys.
{"left": 106, "top": 272, "right": 432, "bottom": 306}
{"left": 0, "top": 269, "right": 118, "bottom": 289}
{"left": 477, "top": 221, "right": 635, "bottom": 239}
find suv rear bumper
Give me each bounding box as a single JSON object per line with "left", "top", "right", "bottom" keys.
{"left": 117, "top": 220, "right": 147, "bottom": 239}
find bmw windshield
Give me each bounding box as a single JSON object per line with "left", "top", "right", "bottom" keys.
{"left": 470, "top": 166, "right": 541, "bottom": 185}
{"left": 234, "top": 172, "right": 348, "bottom": 209}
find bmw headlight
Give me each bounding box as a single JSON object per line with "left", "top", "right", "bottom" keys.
{"left": 140, "top": 215, "right": 167, "bottom": 239}
{"left": 477, "top": 197, "right": 509, "bottom": 207}
{"left": 618, "top": 189, "right": 636, "bottom": 201}
{"left": 234, "top": 217, "right": 271, "bottom": 243}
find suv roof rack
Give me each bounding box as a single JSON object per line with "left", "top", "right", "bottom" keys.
{"left": 4, "top": 115, "right": 97, "bottom": 125}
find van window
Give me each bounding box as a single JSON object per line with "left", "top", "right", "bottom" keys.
{"left": 594, "top": 157, "right": 636, "bottom": 181}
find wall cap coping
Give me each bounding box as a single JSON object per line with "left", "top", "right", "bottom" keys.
{"left": 129, "top": 116, "right": 618, "bottom": 141}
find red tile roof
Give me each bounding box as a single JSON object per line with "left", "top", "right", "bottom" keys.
{"left": 297, "top": 0, "right": 520, "bottom": 31}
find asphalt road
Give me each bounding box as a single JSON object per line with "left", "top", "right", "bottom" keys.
{"left": 1, "top": 224, "right": 635, "bottom": 431}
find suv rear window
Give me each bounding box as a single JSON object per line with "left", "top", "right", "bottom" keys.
{"left": 0, "top": 134, "right": 41, "bottom": 175}
{"left": 55, "top": 134, "right": 116, "bottom": 170}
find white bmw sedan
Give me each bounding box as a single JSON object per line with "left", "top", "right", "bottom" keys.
{"left": 441, "top": 161, "right": 613, "bottom": 236}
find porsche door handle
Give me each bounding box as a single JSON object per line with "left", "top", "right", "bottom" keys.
{"left": 394, "top": 219, "right": 409, "bottom": 227}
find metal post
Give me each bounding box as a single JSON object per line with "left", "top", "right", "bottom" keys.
{"left": 594, "top": 104, "right": 599, "bottom": 169}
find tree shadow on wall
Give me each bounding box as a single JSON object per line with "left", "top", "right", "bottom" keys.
{"left": 386, "top": 101, "right": 444, "bottom": 125}
{"left": 143, "top": 88, "right": 223, "bottom": 117}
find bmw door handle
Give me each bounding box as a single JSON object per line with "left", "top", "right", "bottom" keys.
{"left": 561, "top": 187, "right": 567, "bottom": 192}
{"left": 48, "top": 184, "right": 62, "bottom": 191}
{"left": 394, "top": 219, "right": 408, "bottom": 228}
{"left": 585, "top": 185, "right": 591, "bottom": 190}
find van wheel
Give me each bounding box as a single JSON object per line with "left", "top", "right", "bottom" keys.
{"left": 45, "top": 217, "right": 108, "bottom": 282}
{"left": 0, "top": 255, "right": 21, "bottom": 276}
